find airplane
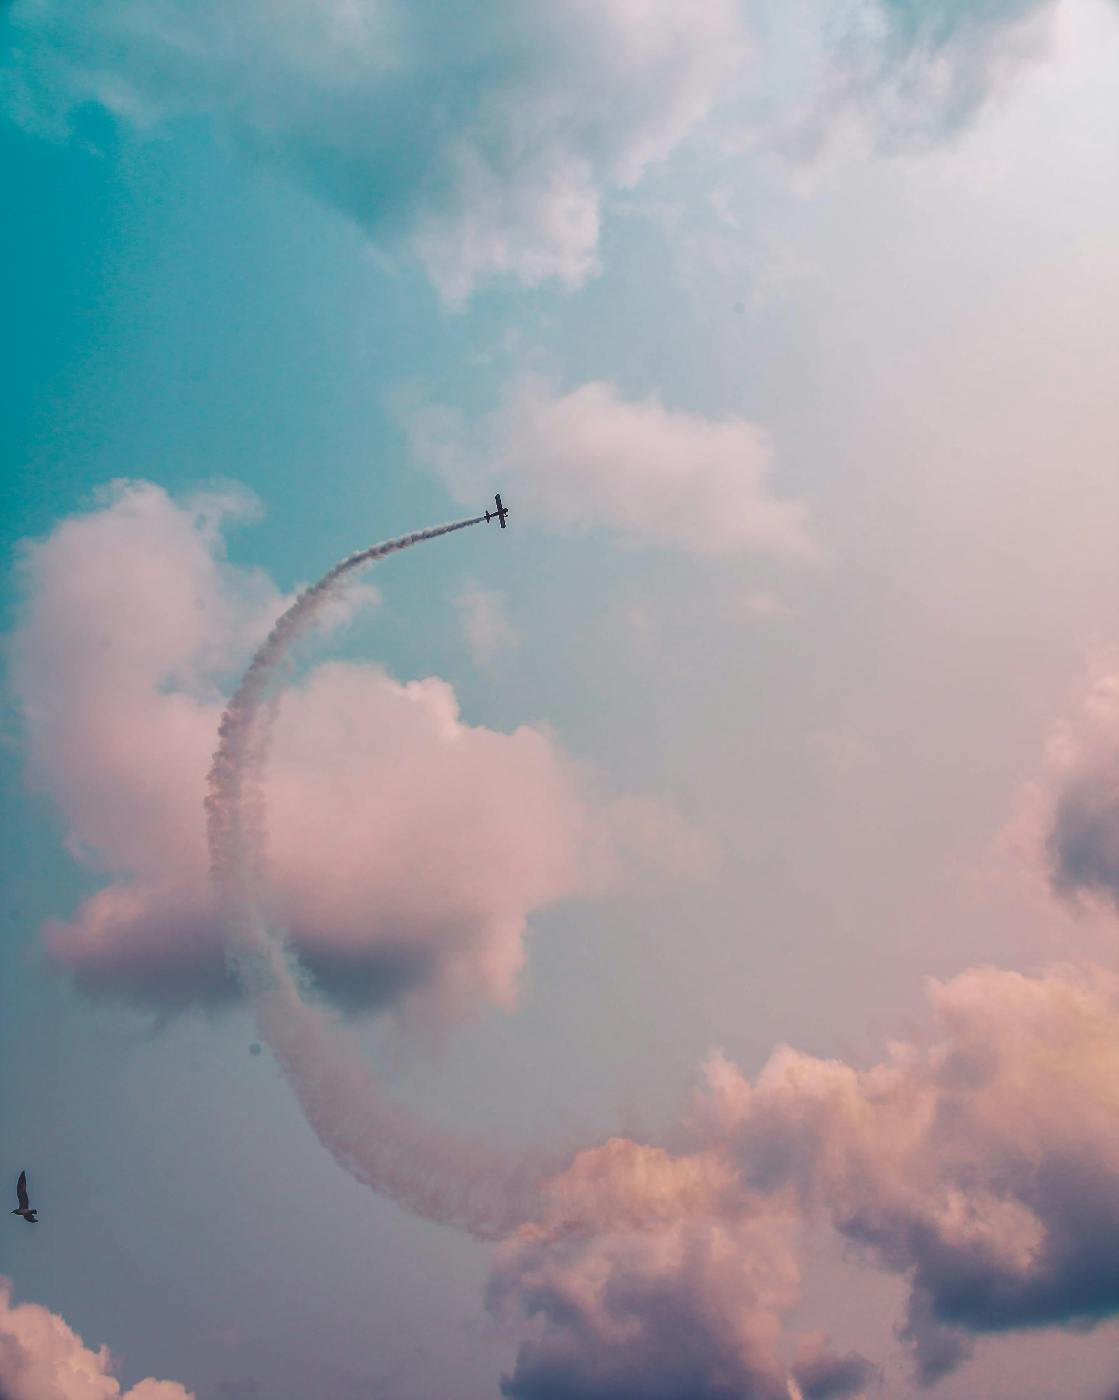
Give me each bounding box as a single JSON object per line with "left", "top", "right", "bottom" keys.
{"left": 485, "top": 493, "right": 509, "bottom": 529}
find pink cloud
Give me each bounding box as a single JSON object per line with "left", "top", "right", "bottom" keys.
{"left": 489, "top": 1135, "right": 803, "bottom": 1400}
{"left": 403, "top": 375, "right": 815, "bottom": 558}
{"left": 534, "top": 1137, "right": 740, "bottom": 1235}
{"left": 10, "top": 482, "right": 705, "bottom": 1015}
{"left": 0, "top": 1279, "right": 194, "bottom": 1400}
{"left": 490, "top": 960, "right": 1119, "bottom": 1393}
{"left": 491, "top": 1170, "right": 798, "bottom": 1400}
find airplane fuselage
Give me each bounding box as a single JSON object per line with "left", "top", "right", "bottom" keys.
{"left": 485, "top": 493, "right": 509, "bottom": 528}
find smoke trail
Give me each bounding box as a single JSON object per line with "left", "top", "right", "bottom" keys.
{"left": 205, "top": 518, "right": 553, "bottom": 1239}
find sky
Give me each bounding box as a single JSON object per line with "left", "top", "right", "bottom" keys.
{"left": 3, "top": 1, "right": 1119, "bottom": 1396}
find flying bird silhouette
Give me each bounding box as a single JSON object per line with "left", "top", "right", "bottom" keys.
{"left": 12, "top": 1171, "right": 37, "bottom": 1223}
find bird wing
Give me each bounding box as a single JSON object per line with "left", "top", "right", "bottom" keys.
{"left": 16, "top": 1171, "right": 28, "bottom": 1210}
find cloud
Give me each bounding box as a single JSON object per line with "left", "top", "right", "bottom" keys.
{"left": 1051, "top": 768, "right": 1119, "bottom": 905}
{"left": 0, "top": 1279, "right": 194, "bottom": 1400}
{"left": 491, "top": 1220, "right": 797, "bottom": 1400}
{"left": 741, "top": 590, "right": 796, "bottom": 622}
{"left": 698, "top": 962, "right": 1119, "bottom": 1379}
{"left": 1, "top": 0, "right": 1065, "bottom": 302}
{"left": 536, "top": 1137, "right": 742, "bottom": 1235}
{"left": 454, "top": 581, "right": 518, "bottom": 664}
{"left": 403, "top": 376, "right": 815, "bottom": 557}
{"left": 2, "top": 0, "right": 1066, "bottom": 302}
{"left": 766, "top": 0, "right": 1059, "bottom": 152}
{"left": 488, "top": 959, "right": 1119, "bottom": 1394}
{"left": 9, "top": 481, "right": 705, "bottom": 1015}
{"left": 3, "top": 0, "right": 748, "bottom": 302}
{"left": 790, "top": 1332, "right": 878, "bottom": 1400}
{"left": 490, "top": 1142, "right": 798, "bottom": 1400}
{"left": 1041, "top": 670, "right": 1119, "bottom": 909}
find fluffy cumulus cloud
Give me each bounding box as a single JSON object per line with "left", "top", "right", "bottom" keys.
{"left": 2, "top": 0, "right": 748, "bottom": 301}
{"left": 489, "top": 962, "right": 1119, "bottom": 1392}
{"left": 490, "top": 1141, "right": 799, "bottom": 1400}
{"left": 699, "top": 962, "right": 1119, "bottom": 1381}
{"left": 404, "top": 376, "right": 814, "bottom": 557}
{"left": 9, "top": 481, "right": 704, "bottom": 1014}
{"left": 0, "top": 1280, "right": 193, "bottom": 1400}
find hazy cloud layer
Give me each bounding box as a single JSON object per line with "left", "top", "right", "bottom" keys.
{"left": 2, "top": 0, "right": 747, "bottom": 301}
{"left": 404, "top": 376, "right": 814, "bottom": 557}
{"left": 10, "top": 482, "right": 705, "bottom": 1014}
{"left": 2, "top": 1, "right": 1063, "bottom": 299}
{"left": 0, "top": 1280, "right": 194, "bottom": 1400}
{"left": 795, "top": 0, "right": 1059, "bottom": 145}
{"left": 454, "top": 581, "right": 518, "bottom": 664}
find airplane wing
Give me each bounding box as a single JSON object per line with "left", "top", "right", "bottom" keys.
{"left": 16, "top": 1171, "right": 28, "bottom": 1210}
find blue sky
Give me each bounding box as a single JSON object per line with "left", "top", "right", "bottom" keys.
{"left": 4, "top": 3, "right": 1119, "bottom": 1398}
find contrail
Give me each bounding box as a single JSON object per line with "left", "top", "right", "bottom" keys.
{"left": 205, "top": 518, "right": 553, "bottom": 1239}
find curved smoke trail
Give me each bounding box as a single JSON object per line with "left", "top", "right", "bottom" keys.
{"left": 205, "top": 518, "right": 554, "bottom": 1239}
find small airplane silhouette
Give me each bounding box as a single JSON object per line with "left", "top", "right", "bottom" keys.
{"left": 12, "top": 1171, "right": 37, "bottom": 1223}
{"left": 485, "top": 493, "right": 509, "bottom": 529}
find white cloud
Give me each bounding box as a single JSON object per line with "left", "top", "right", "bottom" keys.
{"left": 3, "top": 0, "right": 749, "bottom": 302}
{"left": 454, "top": 581, "right": 518, "bottom": 664}
{"left": 747, "top": 0, "right": 1059, "bottom": 156}
{"left": 2, "top": 0, "right": 1064, "bottom": 300}
{"left": 404, "top": 375, "right": 815, "bottom": 557}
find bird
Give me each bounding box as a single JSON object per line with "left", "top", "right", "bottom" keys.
{"left": 12, "top": 1171, "right": 37, "bottom": 1223}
